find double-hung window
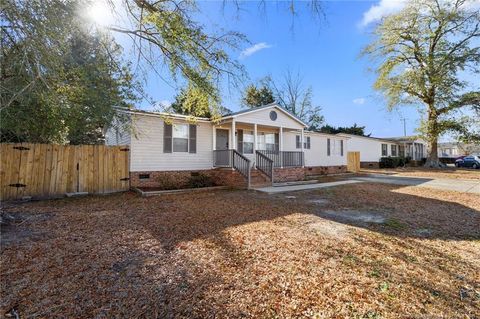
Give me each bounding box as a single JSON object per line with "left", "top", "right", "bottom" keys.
{"left": 327, "top": 138, "right": 331, "bottom": 156}
{"left": 391, "top": 144, "right": 397, "bottom": 156}
{"left": 381, "top": 143, "right": 388, "bottom": 156}
{"left": 173, "top": 124, "right": 189, "bottom": 152}
{"left": 243, "top": 131, "right": 254, "bottom": 154}
{"left": 304, "top": 136, "right": 311, "bottom": 149}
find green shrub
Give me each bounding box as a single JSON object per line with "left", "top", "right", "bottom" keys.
{"left": 187, "top": 173, "right": 215, "bottom": 188}
{"left": 380, "top": 156, "right": 406, "bottom": 168}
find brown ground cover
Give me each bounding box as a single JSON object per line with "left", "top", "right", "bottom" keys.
{"left": 361, "top": 167, "right": 480, "bottom": 180}
{"left": 1, "top": 183, "right": 479, "bottom": 318}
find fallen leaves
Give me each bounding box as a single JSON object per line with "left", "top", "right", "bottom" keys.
{"left": 1, "top": 183, "right": 479, "bottom": 318}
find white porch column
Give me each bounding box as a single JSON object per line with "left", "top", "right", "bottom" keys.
{"left": 279, "top": 127, "right": 283, "bottom": 168}
{"left": 301, "top": 129, "right": 305, "bottom": 167}
{"left": 253, "top": 124, "right": 257, "bottom": 153}
{"left": 212, "top": 125, "right": 216, "bottom": 150}
{"left": 231, "top": 120, "right": 236, "bottom": 150}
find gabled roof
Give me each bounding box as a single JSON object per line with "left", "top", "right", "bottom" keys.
{"left": 221, "top": 103, "right": 307, "bottom": 127}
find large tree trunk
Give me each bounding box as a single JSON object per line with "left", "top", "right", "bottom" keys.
{"left": 424, "top": 108, "right": 444, "bottom": 168}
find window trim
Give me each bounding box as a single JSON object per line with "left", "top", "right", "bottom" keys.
{"left": 381, "top": 143, "right": 388, "bottom": 156}
{"left": 172, "top": 123, "right": 189, "bottom": 153}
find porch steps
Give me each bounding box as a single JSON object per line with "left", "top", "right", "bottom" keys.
{"left": 250, "top": 169, "right": 272, "bottom": 188}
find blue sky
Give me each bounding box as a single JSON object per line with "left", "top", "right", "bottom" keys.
{"left": 116, "top": 0, "right": 468, "bottom": 138}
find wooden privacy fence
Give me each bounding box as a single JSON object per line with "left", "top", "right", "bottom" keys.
{"left": 0, "top": 143, "right": 130, "bottom": 201}
{"left": 347, "top": 151, "right": 361, "bottom": 173}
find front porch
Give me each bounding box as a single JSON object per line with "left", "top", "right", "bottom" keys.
{"left": 212, "top": 120, "right": 306, "bottom": 168}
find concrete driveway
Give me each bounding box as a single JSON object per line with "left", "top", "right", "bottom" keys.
{"left": 350, "top": 174, "right": 480, "bottom": 194}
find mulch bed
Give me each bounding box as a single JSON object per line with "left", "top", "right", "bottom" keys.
{"left": 1, "top": 185, "right": 479, "bottom": 318}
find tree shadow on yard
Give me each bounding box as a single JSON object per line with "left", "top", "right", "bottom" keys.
{"left": 1, "top": 184, "right": 480, "bottom": 318}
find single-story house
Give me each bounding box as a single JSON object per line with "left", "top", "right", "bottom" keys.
{"left": 106, "top": 103, "right": 348, "bottom": 189}
{"left": 337, "top": 134, "right": 427, "bottom": 168}
{"left": 438, "top": 142, "right": 480, "bottom": 158}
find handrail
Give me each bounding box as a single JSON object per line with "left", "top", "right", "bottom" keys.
{"left": 255, "top": 150, "right": 274, "bottom": 182}
{"left": 213, "top": 150, "right": 251, "bottom": 188}
{"left": 257, "top": 150, "right": 304, "bottom": 168}
{"left": 232, "top": 150, "right": 251, "bottom": 188}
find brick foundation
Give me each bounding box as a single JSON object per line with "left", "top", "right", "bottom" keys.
{"left": 360, "top": 162, "right": 380, "bottom": 169}
{"left": 131, "top": 165, "right": 349, "bottom": 189}
{"left": 304, "top": 165, "right": 347, "bottom": 176}
{"left": 130, "top": 169, "right": 247, "bottom": 189}
{"left": 273, "top": 167, "right": 306, "bottom": 183}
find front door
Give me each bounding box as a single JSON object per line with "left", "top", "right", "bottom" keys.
{"left": 215, "top": 129, "right": 230, "bottom": 166}
{"left": 216, "top": 129, "right": 229, "bottom": 150}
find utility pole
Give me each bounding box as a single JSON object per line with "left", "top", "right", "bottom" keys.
{"left": 400, "top": 118, "right": 407, "bottom": 137}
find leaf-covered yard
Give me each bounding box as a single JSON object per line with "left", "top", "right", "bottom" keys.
{"left": 1, "top": 183, "right": 479, "bottom": 318}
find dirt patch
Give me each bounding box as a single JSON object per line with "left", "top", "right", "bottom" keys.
{"left": 308, "top": 199, "right": 329, "bottom": 205}
{"left": 1, "top": 211, "right": 53, "bottom": 248}
{"left": 320, "top": 210, "right": 386, "bottom": 224}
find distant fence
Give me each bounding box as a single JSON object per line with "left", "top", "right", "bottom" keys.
{"left": 347, "top": 152, "right": 360, "bottom": 173}
{"left": 0, "top": 143, "right": 130, "bottom": 201}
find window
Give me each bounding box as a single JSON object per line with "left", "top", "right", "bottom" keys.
{"left": 265, "top": 133, "right": 277, "bottom": 151}
{"left": 391, "top": 144, "right": 397, "bottom": 156}
{"left": 304, "top": 136, "right": 311, "bottom": 149}
{"left": 243, "top": 131, "right": 254, "bottom": 154}
{"left": 139, "top": 174, "right": 150, "bottom": 180}
{"left": 173, "top": 124, "right": 189, "bottom": 152}
{"left": 340, "top": 140, "right": 344, "bottom": 156}
{"left": 381, "top": 143, "right": 388, "bottom": 156}
{"left": 327, "top": 138, "right": 331, "bottom": 156}
{"left": 296, "top": 135, "right": 301, "bottom": 149}
{"left": 258, "top": 132, "right": 277, "bottom": 151}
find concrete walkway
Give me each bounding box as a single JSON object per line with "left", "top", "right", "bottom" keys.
{"left": 253, "top": 173, "right": 480, "bottom": 194}
{"left": 254, "top": 180, "right": 363, "bottom": 194}
{"left": 350, "top": 174, "right": 480, "bottom": 194}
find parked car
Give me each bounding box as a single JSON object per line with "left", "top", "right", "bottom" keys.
{"left": 455, "top": 155, "right": 480, "bottom": 169}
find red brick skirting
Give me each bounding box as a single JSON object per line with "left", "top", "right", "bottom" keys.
{"left": 130, "top": 169, "right": 247, "bottom": 189}
{"left": 131, "top": 165, "right": 348, "bottom": 189}
{"left": 360, "top": 162, "right": 380, "bottom": 169}
{"left": 305, "top": 166, "right": 347, "bottom": 176}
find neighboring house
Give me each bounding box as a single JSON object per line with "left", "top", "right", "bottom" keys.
{"left": 337, "top": 134, "right": 427, "bottom": 168}
{"left": 106, "top": 103, "right": 348, "bottom": 189}
{"left": 438, "top": 142, "right": 480, "bottom": 158}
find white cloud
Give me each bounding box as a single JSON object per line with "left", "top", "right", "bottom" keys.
{"left": 360, "top": 0, "right": 406, "bottom": 27}
{"left": 353, "top": 98, "right": 366, "bottom": 105}
{"left": 240, "top": 42, "right": 272, "bottom": 59}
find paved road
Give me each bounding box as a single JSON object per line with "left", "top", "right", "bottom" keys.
{"left": 350, "top": 174, "right": 480, "bottom": 194}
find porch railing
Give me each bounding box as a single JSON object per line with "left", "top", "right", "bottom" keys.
{"left": 213, "top": 150, "right": 251, "bottom": 188}
{"left": 257, "top": 150, "right": 304, "bottom": 168}
{"left": 255, "top": 151, "right": 274, "bottom": 182}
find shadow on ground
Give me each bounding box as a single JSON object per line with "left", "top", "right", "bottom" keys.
{"left": 1, "top": 182, "right": 479, "bottom": 317}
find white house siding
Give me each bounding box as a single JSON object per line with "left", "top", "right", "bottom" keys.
{"left": 130, "top": 114, "right": 214, "bottom": 172}
{"left": 344, "top": 135, "right": 398, "bottom": 162}
{"left": 233, "top": 107, "right": 304, "bottom": 129}
{"left": 283, "top": 132, "right": 347, "bottom": 166}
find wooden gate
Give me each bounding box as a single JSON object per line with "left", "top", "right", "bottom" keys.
{"left": 0, "top": 143, "right": 130, "bottom": 201}
{"left": 347, "top": 151, "right": 360, "bottom": 173}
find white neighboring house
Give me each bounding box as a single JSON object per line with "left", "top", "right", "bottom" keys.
{"left": 337, "top": 134, "right": 427, "bottom": 168}
{"left": 106, "top": 103, "right": 348, "bottom": 189}
{"left": 438, "top": 142, "right": 480, "bottom": 158}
